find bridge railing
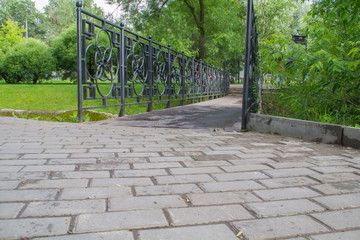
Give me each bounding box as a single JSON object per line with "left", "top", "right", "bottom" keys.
{"left": 241, "top": 0, "right": 262, "bottom": 129}
{"left": 76, "top": 2, "right": 230, "bottom": 122}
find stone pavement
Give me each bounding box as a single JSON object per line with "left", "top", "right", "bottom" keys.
{"left": 0, "top": 107, "right": 360, "bottom": 239}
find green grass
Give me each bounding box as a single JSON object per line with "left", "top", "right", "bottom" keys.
{"left": 0, "top": 80, "right": 208, "bottom": 120}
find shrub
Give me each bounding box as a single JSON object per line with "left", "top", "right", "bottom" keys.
{"left": 2, "top": 38, "right": 55, "bottom": 84}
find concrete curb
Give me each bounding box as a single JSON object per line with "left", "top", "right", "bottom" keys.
{"left": 247, "top": 113, "right": 360, "bottom": 149}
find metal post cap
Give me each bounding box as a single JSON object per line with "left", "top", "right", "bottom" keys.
{"left": 76, "top": 1, "right": 82, "bottom": 7}
{"left": 120, "top": 22, "right": 125, "bottom": 27}
{"left": 148, "top": 35, "right": 152, "bottom": 39}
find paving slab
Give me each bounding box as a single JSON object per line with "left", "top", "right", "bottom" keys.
{"left": 0, "top": 91, "right": 360, "bottom": 239}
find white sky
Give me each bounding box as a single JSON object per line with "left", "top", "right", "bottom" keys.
{"left": 33, "top": 0, "right": 118, "bottom": 15}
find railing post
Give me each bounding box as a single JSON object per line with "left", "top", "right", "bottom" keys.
{"left": 199, "top": 59, "right": 203, "bottom": 102}
{"left": 147, "top": 35, "right": 153, "bottom": 112}
{"left": 181, "top": 51, "right": 185, "bottom": 106}
{"left": 191, "top": 56, "right": 195, "bottom": 104}
{"left": 241, "top": 0, "right": 253, "bottom": 130}
{"left": 166, "top": 44, "right": 171, "bottom": 108}
{"left": 119, "top": 22, "right": 126, "bottom": 117}
{"left": 76, "top": 1, "right": 83, "bottom": 123}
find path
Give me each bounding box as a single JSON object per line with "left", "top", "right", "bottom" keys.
{"left": 0, "top": 85, "right": 359, "bottom": 239}
{"left": 96, "top": 84, "right": 243, "bottom": 130}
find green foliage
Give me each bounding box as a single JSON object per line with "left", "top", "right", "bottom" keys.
{"left": 259, "top": 0, "right": 360, "bottom": 127}
{"left": 109, "top": 0, "right": 246, "bottom": 75}
{"left": 0, "top": 0, "right": 45, "bottom": 39}
{"left": 51, "top": 24, "right": 77, "bottom": 80}
{"left": 2, "top": 38, "right": 55, "bottom": 84}
{"left": 44, "top": 0, "right": 104, "bottom": 39}
{"left": 0, "top": 19, "right": 25, "bottom": 53}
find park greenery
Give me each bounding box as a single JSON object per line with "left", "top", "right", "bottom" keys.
{"left": 0, "top": 0, "right": 358, "bottom": 127}
{"left": 259, "top": 0, "right": 360, "bottom": 127}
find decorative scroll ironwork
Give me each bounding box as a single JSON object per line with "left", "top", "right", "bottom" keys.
{"left": 241, "top": 0, "right": 262, "bottom": 130}
{"left": 76, "top": 2, "right": 230, "bottom": 122}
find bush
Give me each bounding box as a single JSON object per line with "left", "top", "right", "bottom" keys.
{"left": 2, "top": 38, "right": 55, "bottom": 84}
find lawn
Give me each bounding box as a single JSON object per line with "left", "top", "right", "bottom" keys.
{"left": 0, "top": 80, "right": 206, "bottom": 121}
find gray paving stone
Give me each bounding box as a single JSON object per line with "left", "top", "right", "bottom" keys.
{"left": 311, "top": 155, "right": 350, "bottom": 161}
{"left": 237, "top": 153, "right": 277, "bottom": 159}
{"left": 309, "top": 173, "right": 360, "bottom": 183}
{"left": 310, "top": 166, "right": 357, "bottom": 174}
{"left": 21, "top": 199, "right": 106, "bottom": 217}
{"left": 135, "top": 184, "right": 202, "bottom": 196}
{"left": 0, "top": 217, "right": 70, "bottom": 239}
{"left": 263, "top": 168, "right": 319, "bottom": 178}
{"left": 221, "top": 164, "right": 271, "bottom": 172}
{"left": 311, "top": 208, "right": 360, "bottom": 230}
{"left": 245, "top": 199, "right": 324, "bottom": 217}
{"left": 51, "top": 171, "right": 110, "bottom": 179}
{"left": 0, "top": 166, "right": 23, "bottom": 172}
{"left": 229, "top": 158, "right": 276, "bottom": 165}
{"left": 32, "top": 230, "right": 134, "bottom": 240}
{"left": 232, "top": 215, "right": 329, "bottom": 239}
{"left": 21, "top": 153, "right": 69, "bottom": 159}
{"left": 109, "top": 195, "right": 187, "bottom": 211}
{"left": 311, "top": 181, "right": 360, "bottom": 194}
{"left": 254, "top": 187, "right": 321, "bottom": 200}
{"left": 259, "top": 176, "right": 319, "bottom": 188}
{"left": 79, "top": 164, "right": 130, "bottom": 171}
{"left": 169, "top": 204, "right": 253, "bottom": 226}
{"left": 183, "top": 160, "right": 231, "bottom": 167}
{"left": 313, "top": 193, "right": 360, "bottom": 210}
{"left": 0, "top": 189, "right": 57, "bottom": 202}
{"left": 21, "top": 179, "right": 88, "bottom": 189}
{"left": 0, "top": 180, "right": 20, "bottom": 190}
{"left": 155, "top": 174, "right": 215, "bottom": 185}
{"left": 114, "top": 169, "right": 168, "bottom": 177}
{"left": 212, "top": 171, "right": 269, "bottom": 181}
{"left": 0, "top": 160, "right": 47, "bottom": 165}
{"left": 309, "top": 230, "right": 360, "bottom": 240}
{"left": 133, "top": 162, "right": 182, "bottom": 169}
{"left": 268, "top": 161, "right": 316, "bottom": 169}
{"left": 0, "top": 202, "right": 24, "bottom": 218}
{"left": 71, "top": 153, "right": 116, "bottom": 158}
{"left": 200, "top": 181, "right": 265, "bottom": 192}
{"left": 169, "top": 167, "right": 223, "bottom": 175}
{"left": 48, "top": 158, "right": 97, "bottom": 164}
{"left": 75, "top": 209, "right": 168, "bottom": 233}
{"left": 91, "top": 178, "right": 153, "bottom": 187}
{"left": 148, "top": 156, "right": 194, "bottom": 162}
{"left": 21, "top": 165, "right": 76, "bottom": 172}
{"left": 60, "top": 186, "right": 132, "bottom": 200}
{"left": 138, "top": 224, "right": 239, "bottom": 240}
{"left": 188, "top": 191, "right": 261, "bottom": 205}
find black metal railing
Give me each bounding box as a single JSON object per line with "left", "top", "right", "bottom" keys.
{"left": 76, "top": 2, "right": 230, "bottom": 122}
{"left": 241, "top": 0, "right": 261, "bottom": 129}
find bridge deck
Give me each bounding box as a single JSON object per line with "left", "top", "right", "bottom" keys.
{"left": 96, "top": 84, "right": 243, "bottom": 130}
{"left": 0, "top": 86, "right": 359, "bottom": 239}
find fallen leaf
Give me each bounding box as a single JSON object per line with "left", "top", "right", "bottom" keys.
{"left": 65, "top": 219, "right": 69, "bottom": 224}
{"left": 236, "top": 230, "right": 243, "bottom": 237}
{"left": 116, "top": 184, "right": 121, "bottom": 187}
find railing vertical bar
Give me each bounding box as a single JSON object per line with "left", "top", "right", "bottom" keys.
{"left": 166, "top": 44, "right": 171, "bottom": 108}
{"left": 147, "top": 36, "right": 153, "bottom": 112}
{"left": 76, "top": 1, "right": 83, "bottom": 123}
{"left": 119, "top": 22, "right": 125, "bottom": 117}
{"left": 241, "top": 0, "right": 253, "bottom": 130}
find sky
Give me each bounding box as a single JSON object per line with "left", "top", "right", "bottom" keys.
{"left": 33, "top": 0, "right": 118, "bottom": 15}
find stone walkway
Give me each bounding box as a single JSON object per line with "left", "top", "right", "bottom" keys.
{"left": 0, "top": 99, "right": 360, "bottom": 239}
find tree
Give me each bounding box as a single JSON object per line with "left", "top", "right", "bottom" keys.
{"left": 0, "top": 19, "right": 25, "bottom": 81}
{"left": 0, "top": 0, "right": 45, "bottom": 39}
{"left": 2, "top": 38, "right": 55, "bottom": 84}
{"left": 107, "top": 0, "right": 246, "bottom": 73}
{"left": 51, "top": 24, "right": 77, "bottom": 80}
{"left": 43, "top": 0, "right": 104, "bottom": 39}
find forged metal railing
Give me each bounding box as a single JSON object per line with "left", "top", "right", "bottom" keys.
{"left": 241, "top": 0, "right": 262, "bottom": 129}
{"left": 76, "top": 2, "right": 230, "bottom": 122}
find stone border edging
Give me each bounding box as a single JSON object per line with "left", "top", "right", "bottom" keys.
{"left": 247, "top": 113, "right": 360, "bottom": 149}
